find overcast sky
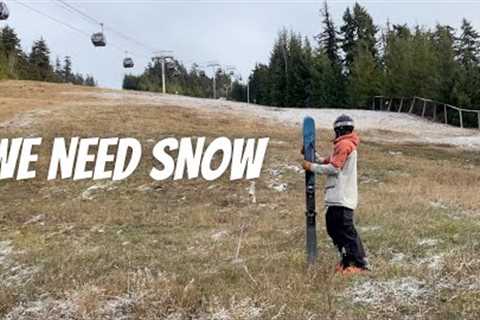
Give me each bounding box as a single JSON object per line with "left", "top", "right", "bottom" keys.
{"left": 3, "top": 1, "right": 480, "bottom": 88}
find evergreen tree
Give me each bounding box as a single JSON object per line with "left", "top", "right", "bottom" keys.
{"left": 0, "top": 26, "right": 21, "bottom": 59}
{"left": 230, "top": 81, "right": 247, "bottom": 102}
{"left": 340, "top": 7, "right": 356, "bottom": 70}
{"left": 347, "top": 45, "right": 382, "bottom": 107}
{"left": 29, "top": 38, "right": 53, "bottom": 81}
{"left": 123, "top": 74, "right": 141, "bottom": 90}
{"left": 249, "top": 63, "right": 271, "bottom": 105}
{"left": 409, "top": 27, "right": 439, "bottom": 98}
{"left": 383, "top": 24, "right": 414, "bottom": 96}
{"left": 84, "top": 75, "right": 96, "bottom": 87}
{"left": 456, "top": 19, "right": 480, "bottom": 67}
{"left": 269, "top": 29, "right": 289, "bottom": 107}
{"left": 311, "top": 51, "right": 339, "bottom": 107}
{"left": 0, "top": 25, "right": 95, "bottom": 86}
{"left": 456, "top": 19, "right": 480, "bottom": 106}
{"left": 353, "top": 3, "right": 378, "bottom": 58}
{"left": 72, "top": 73, "right": 85, "bottom": 85}
{"left": 433, "top": 25, "right": 459, "bottom": 103}
{"left": 340, "top": 3, "right": 378, "bottom": 72}
{"left": 313, "top": 1, "right": 345, "bottom": 107}
{"left": 63, "top": 56, "right": 73, "bottom": 83}
{"left": 0, "top": 26, "right": 23, "bottom": 77}
{"left": 318, "top": 1, "right": 340, "bottom": 65}
{"left": 54, "top": 56, "right": 63, "bottom": 81}
{"left": 285, "top": 32, "right": 312, "bottom": 107}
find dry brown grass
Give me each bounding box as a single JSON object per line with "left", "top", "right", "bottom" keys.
{"left": 1, "top": 80, "right": 480, "bottom": 319}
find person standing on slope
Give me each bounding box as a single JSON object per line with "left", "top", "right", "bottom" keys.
{"left": 302, "top": 114, "right": 368, "bottom": 274}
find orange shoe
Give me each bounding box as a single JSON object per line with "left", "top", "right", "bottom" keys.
{"left": 342, "top": 266, "right": 368, "bottom": 276}
{"left": 335, "top": 262, "right": 343, "bottom": 273}
{"left": 334, "top": 262, "right": 344, "bottom": 274}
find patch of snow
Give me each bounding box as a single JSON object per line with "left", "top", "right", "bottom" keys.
{"left": 360, "top": 176, "right": 379, "bottom": 184}
{"left": 386, "top": 170, "right": 410, "bottom": 177}
{"left": 136, "top": 184, "right": 154, "bottom": 192}
{"left": 23, "top": 214, "right": 45, "bottom": 225}
{"left": 390, "top": 250, "right": 445, "bottom": 271}
{"left": 209, "top": 296, "right": 271, "bottom": 320}
{"left": 358, "top": 225, "right": 381, "bottom": 233}
{"left": 247, "top": 181, "right": 256, "bottom": 204}
{"left": 417, "top": 254, "right": 444, "bottom": 271}
{"left": 0, "top": 109, "right": 51, "bottom": 129}
{"left": 270, "top": 169, "right": 281, "bottom": 177}
{"left": 345, "top": 277, "right": 430, "bottom": 307}
{"left": 90, "top": 225, "right": 105, "bottom": 233}
{"left": 0, "top": 241, "right": 39, "bottom": 288}
{"left": 269, "top": 182, "right": 288, "bottom": 193}
{"left": 0, "top": 240, "right": 13, "bottom": 264}
{"left": 5, "top": 297, "right": 79, "bottom": 320}
{"left": 436, "top": 274, "right": 480, "bottom": 291}
{"left": 100, "top": 295, "right": 136, "bottom": 320}
{"left": 390, "top": 252, "right": 407, "bottom": 264}
{"left": 417, "top": 238, "right": 439, "bottom": 247}
{"left": 284, "top": 164, "right": 303, "bottom": 174}
{"left": 211, "top": 230, "right": 229, "bottom": 242}
{"left": 82, "top": 181, "right": 118, "bottom": 200}
{"left": 430, "top": 201, "right": 449, "bottom": 210}
{"left": 388, "top": 151, "right": 403, "bottom": 156}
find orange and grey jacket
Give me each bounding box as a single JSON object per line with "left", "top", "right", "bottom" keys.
{"left": 311, "top": 132, "right": 359, "bottom": 210}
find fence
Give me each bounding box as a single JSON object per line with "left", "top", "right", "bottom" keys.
{"left": 370, "top": 96, "right": 480, "bottom": 129}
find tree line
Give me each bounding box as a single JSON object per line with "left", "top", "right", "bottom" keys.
{"left": 123, "top": 60, "right": 244, "bottom": 100}
{"left": 0, "top": 25, "right": 96, "bottom": 86}
{"left": 249, "top": 2, "right": 480, "bottom": 110}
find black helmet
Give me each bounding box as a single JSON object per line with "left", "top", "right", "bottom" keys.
{"left": 334, "top": 114, "right": 354, "bottom": 137}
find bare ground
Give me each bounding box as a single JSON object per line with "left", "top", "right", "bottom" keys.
{"left": 1, "top": 80, "right": 480, "bottom": 319}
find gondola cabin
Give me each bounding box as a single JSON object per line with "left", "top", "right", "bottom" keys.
{"left": 123, "top": 57, "right": 134, "bottom": 68}
{"left": 91, "top": 32, "right": 106, "bottom": 47}
{"left": 0, "top": 2, "right": 9, "bottom": 20}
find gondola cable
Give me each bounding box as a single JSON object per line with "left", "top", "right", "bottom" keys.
{"left": 14, "top": 0, "right": 150, "bottom": 62}
{"left": 54, "top": 0, "right": 156, "bottom": 54}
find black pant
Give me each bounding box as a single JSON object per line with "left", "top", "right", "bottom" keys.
{"left": 326, "top": 206, "right": 366, "bottom": 268}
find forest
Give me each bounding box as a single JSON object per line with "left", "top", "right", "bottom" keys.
{"left": 0, "top": 25, "right": 96, "bottom": 86}
{"left": 249, "top": 2, "right": 480, "bottom": 109}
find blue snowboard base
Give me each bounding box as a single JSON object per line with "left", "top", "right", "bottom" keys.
{"left": 303, "top": 116, "right": 317, "bottom": 265}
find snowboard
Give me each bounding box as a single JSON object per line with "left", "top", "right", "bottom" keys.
{"left": 303, "top": 116, "right": 317, "bottom": 265}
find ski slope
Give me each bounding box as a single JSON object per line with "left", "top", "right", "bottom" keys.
{"left": 89, "top": 89, "right": 480, "bottom": 151}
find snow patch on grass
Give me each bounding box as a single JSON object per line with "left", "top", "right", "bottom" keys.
{"left": 211, "top": 230, "right": 229, "bottom": 242}
{"left": 269, "top": 182, "right": 288, "bottom": 193}
{"left": 0, "top": 109, "right": 50, "bottom": 129}
{"left": 5, "top": 296, "right": 80, "bottom": 320}
{"left": 417, "top": 254, "right": 444, "bottom": 271}
{"left": 82, "top": 181, "right": 118, "bottom": 200}
{"left": 208, "top": 296, "right": 272, "bottom": 320}
{"left": 417, "top": 238, "right": 439, "bottom": 247}
{"left": 345, "top": 277, "right": 431, "bottom": 307}
{"left": 0, "top": 241, "right": 39, "bottom": 288}
{"left": 390, "top": 252, "right": 407, "bottom": 264}
{"left": 358, "top": 225, "right": 382, "bottom": 233}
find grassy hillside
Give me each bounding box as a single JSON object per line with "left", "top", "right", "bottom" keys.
{"left": 1, "top": 81, "right": 480, "bottom": 319}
